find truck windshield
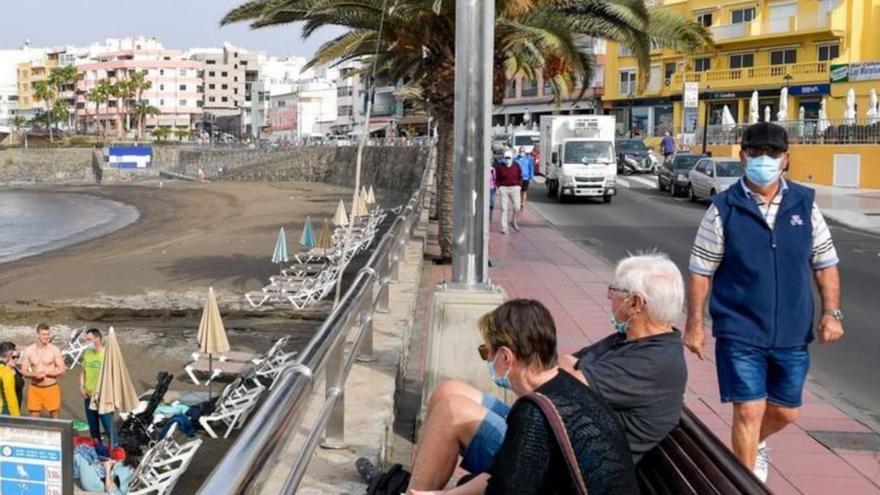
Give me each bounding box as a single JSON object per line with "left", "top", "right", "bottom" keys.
{"left": 564, "top": 141, "right": 614, "bottom": 164}
{"left": 514, "top": 135, "right": 539, "bottom": 146}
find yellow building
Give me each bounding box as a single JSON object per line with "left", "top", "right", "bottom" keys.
{"left": 603, "top": 0, "right": 880, "bottom": 136}
{"left": 16, "top": 51, "right": 61, "bottom": 113}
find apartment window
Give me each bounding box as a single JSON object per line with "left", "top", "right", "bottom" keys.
{"left": 208, "top": 71, "right": 215, "bottom": 77}
{"left": 769, "top": 2, "right": 798, "bottom": 20}
{"left": 108, "top": 100, "right": 117, "bottom": 108}
{"left": 618, "top": 44, "right": 633, "bottom": 57}
{"left": 521, "top": 79, "right": 538, "bottom": 97}
{"left": 179, "top": 99, "right": 187, "bottom": 106}
{"left": 505, "top": 80, "right": 516, "bottom": 98}
{"left": 818, "top": 43, "right": 839, "bottom": 61}
{"left": 696, "top": 12, "right": 713, "bottom": 26}
{"left": 8, "top": 95, "right": 17, "bottom": 102}
{"left": 240, "top": 61, "right": 248, "bottom": 66}
{"left": 179, "top": 84, "right": 187, "bottom": 91}
{"left": 221, "top": 71, "right": 228, "bottom": 77}
{"left": 770, "top": 48, "right": 797, "bottom": 65}
{"left": 159, "top": 99, "right": 165, "bottom": 106}
{"left": 159, "top": 84, "right": 165, "bottom": 91}
{"left": 179, "top": 69, "right": 187, "bottom": 77}
{"left": 619, "top": 70, "right": 637, "bottom": 95}
{"left": 221, "top": 96, "right": 228, "bottom": 102}
{"left": 729, "top": 53, "right": 754, "bottom": 69}
{"left": 694, "top": 57, "right": 712, "bottom": 72}
{"left": 234, "top": 65, "right": 238, "bottom": 70}
{"left": 159, "top": 69, "right": 164, "bottom": 76}
{"left": 542, "top": 78, "right": 553, "bottom": 96}
{"left": 206, "top": 60, "right": 216, "bottom": 65}
{"left": 731, "top": 7, "right": 755, "bottom": 23}
{"left": 208, "top": 96, "right": 216, "bottom": 102}
{"left": 234, "top": 76, "right": 238, "bottom": 82}
{"left": 234, "top": 88, "right": 239, "bottom": 95}
{"left": 664, "top": 62, "right": 677, "bottom": 81}
{"left": 208, "top": 84, "right": 215, "bottom": 90}
{"left": 221, "top": 84, "right": 228, "bottom": 90}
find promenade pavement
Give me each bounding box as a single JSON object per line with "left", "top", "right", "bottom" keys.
{"left": 419, "top": 204, "right": 880, "bottom": 495}
{"left": 807, "top": 182, "right": 880, "bottom": 236}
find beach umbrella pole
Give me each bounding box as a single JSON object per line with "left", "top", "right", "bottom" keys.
{"left": 208, "top": 353, "right": 213, "bottom": 402}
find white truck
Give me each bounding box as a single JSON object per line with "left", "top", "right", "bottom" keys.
{"left": 508, "top": 129, "right": 540, "bottom": 154}
{"left": 541, "top": 115, "right": 617, "bottom": 203}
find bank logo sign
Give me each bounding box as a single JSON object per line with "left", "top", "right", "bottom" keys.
{"left": 831, "top": 62, "right": 880, "bottom": 83}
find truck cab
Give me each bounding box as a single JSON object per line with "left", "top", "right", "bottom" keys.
{"left": 541, "top": 116, "right": 617, "bottom": 203}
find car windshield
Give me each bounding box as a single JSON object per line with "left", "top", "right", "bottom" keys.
{"left": 716, "top": 161, "right": 744, "bottom": 177}
{"left": 673, "top": 156, "right": 704, "bottom": 171}
{"left": 514, "top": 135, "right": 539, "bottom": 146}
{"left": 563, "top": 141, "right": 614, "bottom": 164}
{"left": 617, "top": 140, "right": 648, "bottom": 153}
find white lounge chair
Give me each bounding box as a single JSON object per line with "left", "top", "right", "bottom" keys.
{"left": 198, "top": 382, "right": 265, "bottom": 439}
{"left": 61, "top": 326, "right": 88, "bottom": 368}
{"left": 184, "top": 337, "right": 291, "bottom": 385}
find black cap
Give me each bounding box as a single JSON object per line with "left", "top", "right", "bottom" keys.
{"left": 741, "top": 122, "right": 788, "bottom": 151}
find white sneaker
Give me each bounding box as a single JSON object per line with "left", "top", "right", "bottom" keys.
{"left": 753, "top": 441, "right": 770, "bottom": 483}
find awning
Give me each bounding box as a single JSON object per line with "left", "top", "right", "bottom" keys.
{"left": 494, "top": 99, "right": 597, "bottom": 115}
{"left": 398, "top": 114, "right": 429, "bottom": 126}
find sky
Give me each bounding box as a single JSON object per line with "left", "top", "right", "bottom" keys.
{"left": 0, "top": 0, "right": 345, "bottom": 59}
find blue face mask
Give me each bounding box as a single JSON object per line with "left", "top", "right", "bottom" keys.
{"left": 745, "top": 155, "right": 782, "bottom": 186}
{"left": 610, "top": 296, "right": 633, "bottom": 334}
{"left": 488, "top": 355, "right": 513, "bottom": 390}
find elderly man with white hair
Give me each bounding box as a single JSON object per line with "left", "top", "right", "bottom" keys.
{"left": 404, "top": 253, "right": 688, "bottom": 491}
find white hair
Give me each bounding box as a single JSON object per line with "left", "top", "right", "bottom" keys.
{"left": 614, "top": 253, "right": 684, "bottom": 323}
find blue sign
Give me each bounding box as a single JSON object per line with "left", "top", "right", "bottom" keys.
{"left": 788, "top": 84, "right": 830, "bottom": 96}
{"left": 108, "top": 145, "right": 152, "bottom": 169}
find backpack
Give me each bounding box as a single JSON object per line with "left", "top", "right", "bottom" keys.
{"left": 364, "top": 464, "right": 411, "bottom": 495}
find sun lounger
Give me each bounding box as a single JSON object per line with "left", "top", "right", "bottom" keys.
{"left": 61, "top": 326, "right": 88, "bottom": 368}
{"left": 184, "top": 337, "right": 291, "bottom": 385}
{"left": 127, "top": 425, "right": 202, "bottom": 495}
{"left": 198, "top": 381, "right": 265, "bottom": 439}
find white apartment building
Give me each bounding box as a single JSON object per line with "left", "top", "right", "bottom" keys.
{"left": 0, "top": 45, "right": 41, "bottom": 131}
{"left": 266, "top": 78, "right": 337, "bottom": 141}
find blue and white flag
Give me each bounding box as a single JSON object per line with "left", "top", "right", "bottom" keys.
{"left": 108, "top": 146, "right": 152, "bottom": 169}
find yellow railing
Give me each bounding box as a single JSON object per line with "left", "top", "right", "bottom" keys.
{"left": 671, "top": 62, "right": 829, "bottom": 89}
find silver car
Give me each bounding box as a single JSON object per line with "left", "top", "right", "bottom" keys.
{"left": 687, "top": 158, "right": 744, "bottom": 201}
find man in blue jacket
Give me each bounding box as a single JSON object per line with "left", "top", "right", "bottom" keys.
{"left": 685, "top": 122, "right": 844, "bottom": 483}
{"left": 514, "top": 146, "right": 534, "bottom": 208}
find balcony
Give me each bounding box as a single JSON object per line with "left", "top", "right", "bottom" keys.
{"left": 672, "top": 62, "right": 829, "bottom": 90}
{"left": 710, "top": 13, "right": 843, "bottom": 42}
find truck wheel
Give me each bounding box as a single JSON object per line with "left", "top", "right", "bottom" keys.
{"left": 546, "top": 180, "right": 555, "bottom": 197}
{"left": 603, "top": 194, "right": 613, "bottom": 204}
{"left": 556, "top": 184, "right": 567, "bottom": 203}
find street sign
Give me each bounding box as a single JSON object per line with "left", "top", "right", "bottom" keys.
{"left": 684, "top": 82, "right": 699, "bottom": 108}
{"left": 0, "top": 417, "right": 73, "bottom": 495}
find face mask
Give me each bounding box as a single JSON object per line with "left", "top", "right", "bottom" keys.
{"left": 610, "top": 296, "right": 633, "bottom": 334}
{"left": 745, "top": 155, "right": 782, "bottom": 186}
{"left": 488, "top": 354, "right": 513, "bottom": 390}
{"left": 86, "top": 342, "right": 96, "bottom": 350}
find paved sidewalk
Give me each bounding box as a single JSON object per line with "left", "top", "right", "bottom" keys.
{"left": 421, "top": 205, "right": 880, "bottom": 494}
{"left": 805, "top": 182, "right": 880, "bottom": 235}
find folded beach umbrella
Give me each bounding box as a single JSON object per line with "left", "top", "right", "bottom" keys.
{"left": 333, "top": 199, "right": 349, "bottom": 227}
{"left": 367, "top": 185, "right": 376, "bottom": 205}
{"left": 360, "top": 185, "right": 369, "bottom": 204}
{"left": 353, "top": 190, "right": 369, "bottom": 217}
{"left": 300, "top": 215, "right": 316, "bottom": 249}
{"left": 91, "top": 327, "right": 139, "bottom": 415}
{"left": 198, "top": 287, "right": 230, "bottom": 400}
{"left": 272, "top": 227, "right": 289, "bottom": 264}
{"left": 317, "top": 219, "right": 334, "bottom": 252}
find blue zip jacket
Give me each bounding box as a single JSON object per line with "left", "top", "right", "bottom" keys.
{"left": 514, "top": 154, "right": 534, "bottom": 182}
{"left": 709, "top": 180, "right": 815, "bottom": 348}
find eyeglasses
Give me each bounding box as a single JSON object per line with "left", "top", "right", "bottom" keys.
{"left": 477, "top": 344, "right": 490, "bottom": 361}
{"left": 607, "top": 284, "right": 631, "bottom": 298}
{"left": 745, "top": 147, "right": 784, "bottom": 159}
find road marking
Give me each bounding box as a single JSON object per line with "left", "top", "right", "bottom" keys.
{"left": 617, "top": 178, "right": 631, "bottom": 188}
{"left": 625, "top": 175, "right": 658, "bottom": 189}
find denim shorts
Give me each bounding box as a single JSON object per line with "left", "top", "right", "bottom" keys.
{"left": 715, "top": 338, "right": 811, "bottom": 408}
{"left": 460, "top": 393, "right": 510, "bottom": 473}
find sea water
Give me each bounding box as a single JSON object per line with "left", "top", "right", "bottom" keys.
{"left": 0, "top": 191, "right": 139, "bottom": 264}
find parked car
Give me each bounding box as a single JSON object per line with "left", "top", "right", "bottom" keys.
{"left": 687, "top": 158, "right": 744, "bottom": 201}
{"left": 615, "top": 139, "right": 653, "bottom": 175}
{"left": 492, "top": 135, "right": 509, "bottom": 156}
{"left": 658, "top": 153, "right": 707, "bottom": 196}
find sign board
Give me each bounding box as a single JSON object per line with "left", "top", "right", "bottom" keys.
{"left": 847, "top": 61, "right": 880, "bottom": 82}
{"left": 788, "top": 84, "right": 831, "bottom": 96}
{"left": 830, "top": 64, "right": 849, "bottom": 83}
{"left": 684, "top": 82, "right": 699, "bottom": 108}
{"left": 107, "top": 145, "right": 152, "bottom": 169}
{"left": 0, "top": 417, "right": 73, "bottom": 495}
{"left": 684, "top": 107, "right": 699, "bottom": 132}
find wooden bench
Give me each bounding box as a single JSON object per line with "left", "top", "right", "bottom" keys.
{"left": 637, "top": 406, "right": 772, "bottom": 494}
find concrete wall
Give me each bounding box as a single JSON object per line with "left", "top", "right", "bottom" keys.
{"left": 0, "top": 148, "right": 99, "bottom": 183}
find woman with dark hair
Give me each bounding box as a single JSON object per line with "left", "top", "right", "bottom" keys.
{"left": 75, "top": 439, "right": 141, "bottom": 494}
{"left": 409, "top": 299, "right": 638, "bottom": 495}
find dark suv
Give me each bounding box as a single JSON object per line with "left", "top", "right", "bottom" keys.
{"left": 657, "top": 153, "right": 707, "bottom": 196}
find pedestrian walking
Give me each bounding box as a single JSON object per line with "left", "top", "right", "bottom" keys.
{"left": 684, "top": 122, "right": 844, "bottom": 483}
{"left": 488, "top": 163, "right": 497, "bottom": 220}
{"left": 493, "top": 150, "right": 522, "bottom": 234}
{"left": 81, "top": 328, "right": 117, "bottom": 447}
{"left": 0, "top": 343, "right": 20, "bottom": 416}
{"left": 514, "top": 146, "right": 535, "bottom": 207}
{"left": 660, "top": 132, "right": 676, "bottom": 159}
{"left": 21, "top": 323, "right": 66, "bottom": 418}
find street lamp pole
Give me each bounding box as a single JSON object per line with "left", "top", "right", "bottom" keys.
{"left": 451, "top": 0, "right": 494, "bottom": 285}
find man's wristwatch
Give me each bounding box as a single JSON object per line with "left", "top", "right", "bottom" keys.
{"left": 823, "top": 309, "right": 844, "bottom": 321}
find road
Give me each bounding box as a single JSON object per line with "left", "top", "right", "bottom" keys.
{"left": 528, "top": 175, "right": 880, "bottom": 428}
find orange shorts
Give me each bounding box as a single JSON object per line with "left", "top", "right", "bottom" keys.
{"left": 27, "top": 383, "right": 61, "bottom": 414}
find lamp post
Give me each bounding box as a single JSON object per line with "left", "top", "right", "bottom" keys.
{"left": 701, "top": 85, "right": 711, "bottom": 155}
{"left": 627, "top": 90, "right": 636, "bottom": 138}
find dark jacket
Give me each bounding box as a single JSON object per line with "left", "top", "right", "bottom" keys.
{"left": 710, "top": 180, "right": 815, "bottom": 348}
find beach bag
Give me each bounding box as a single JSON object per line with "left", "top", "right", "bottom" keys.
{"left": 523, "top": 392, "right": 589, "bottom": 495}
{"left": 363, "top": 463, "right": 410, "bottom": 495}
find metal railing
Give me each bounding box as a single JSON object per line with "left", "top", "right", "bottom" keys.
{"left": 698, "top": 118, "right": 880, "bottom": 146}
{"left": 196, "top": 156, "right": 432, "bottom": 495}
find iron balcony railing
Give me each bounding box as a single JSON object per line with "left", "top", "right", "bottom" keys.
{"left": 698, "top": 118, "right": 880, "bottom": 146}
{"left": 196, "top": 152, "right": 432, "bottom": 495}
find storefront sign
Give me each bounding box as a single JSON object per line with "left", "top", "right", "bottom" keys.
{"left": 788, "top": 84, "right": 831, "bottom": 96}
{"left": 831, "top": 62, "right": 880, "bottom": 83}
{"left": 704, "top": 89, "right": 780, "bottom": 100}
{"left": 0, "top": 418, "right": 73, "bottom": 495}
{"left": 684, "top": 82, "right": 699, "bottom": 108}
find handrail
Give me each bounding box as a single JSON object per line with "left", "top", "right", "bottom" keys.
{"left": 197, "top": 150, "right": 433, "bottom": 495}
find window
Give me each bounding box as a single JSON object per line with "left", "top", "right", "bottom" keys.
{"left": 179, "top": 99, "right": 187, "bottom": 106}
{"left": 505, "top": 80, "right": 516, "bottom": 98}
{"left": 159, "top": 99, "right": 165, "bottom": 106}
{"left": 769, "top": 2, "right": 798, "bottom": 20}
{"left": 206, "top": 60, "right": 216, "bottom": 65}
{"left": 179, "top": 84, "right": 186, "bottom": 91}
{"left": 542, "top": 78, "right": 553, "bottom": 96}
{"left": 818, "top": 43, "right": 839, "bottom": 61}
{"left": 521, "top": 79, "right": 538, "bottom": 97}
{"left": 278, "top": 100, "right": 286, "bottom": 108}
{"left": 221, "top": 84, "right": 228, "bottom": 90}
{"left": 664, "top": 62, "right": 677, "bottom": 81}
{"left": 729, "top": 53, "right": 754, "bottom": 69}
{"left": 619, "top": 70, "right": 636, "bottom": 95}
{"left": 221, "top": 96, "right": 228, "bottom": 102}
{"left": 731, "top": 8, "right": 755, "bottom": 23}
{"left": 197, "top": 101, "right": 203, "bottom": 108}
{"left": 770, "top": 48, "right": 797, "bottom": 65}
{"left": 234, "top": 88, "right": 238, "bottom": 95}
{"left": 221, "top": 71, "right": 228, "bottom": 77}
{"left": 618, "top": 44, "right": 633, "bottom": 57}
{"left": 234, "top": 65, "right": 238, "bottom": 70}
{"left": 159, "top": 84, "right": 165, "bottom": 91}
{"left": 240, "top": 61, "right": 248, "bottom": 66}
{"left": 8, "top": 95, "right": 17, "bottom": 102}
{"left": 696, "top": 12, "right": 713, "bottom": 26}
{"left": 208, "top": 84, "right": 215, "bottom": 90}
{"left": 208, "top": 96, "right": 216, "bottom": 102}
{"left": 234, "top": 76, "right": 238, "bottom": 82}
{"left": 158, "top": 69, "right": 164, "bottom": 76}
{"left": 208, "top": 71, "right": 215, "bottom": 77}
{"left": 694, "top": 57, "right": 711, "bottom": 72}
{"left": 179, "top": 69, "right": 187, "bottom": 77}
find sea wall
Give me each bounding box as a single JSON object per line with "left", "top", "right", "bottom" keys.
{"left": 0, "top": 148, "right": 101, "bottom": 184}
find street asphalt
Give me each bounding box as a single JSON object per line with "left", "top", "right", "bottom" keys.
{"left": 527, "top": 175, "right": 880, "bottom": 429}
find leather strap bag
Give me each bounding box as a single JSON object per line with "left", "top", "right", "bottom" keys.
{"left": 524, "top": 392, "right": 589, "bottom": 495}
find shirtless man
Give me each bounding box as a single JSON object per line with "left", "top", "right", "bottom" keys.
{"left": 21, "top": 323, "right": 66, "bottom": 418}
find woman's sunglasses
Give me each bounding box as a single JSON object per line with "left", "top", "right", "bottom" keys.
{"left": 477, "top": 344, "right": 490, "bottom": 361}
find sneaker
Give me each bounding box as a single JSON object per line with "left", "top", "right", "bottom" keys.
{"left": 500, "top": 229, "right": 508, "bottom": 235}
{"left": 512, "top": 222, "right": 520, "bottom": 232}
{"left": 753, "top": 441, "right": 770, "bottom": 483}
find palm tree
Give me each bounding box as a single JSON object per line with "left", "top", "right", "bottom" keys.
{"left": 48, "top": 65, "right": 78, "bottom": 132}
{"left": 223, "top": 0, "right": 712, "bottom": 261}
{"left": 32, "top": 80, "right": 56, "bottom": 142}
{"left": 109, "top": 80, "right": 129, "bottom": 138}
{"left": 153, "top": 126, "right": 171, "bottom": 142}
{"left": 173, "top": 127, "right": 191, "bottom": 141}
{"left": 127, "top": 71, "right": 152, "bottom": 136}
{"left": 87, "top": 79, "right": 112, "bottom": 137}
{"left": 11, "top": 114, "right": 30, "bottom": 149}
{"left": 133, "top": 100, "right": 161, "bottom": 140}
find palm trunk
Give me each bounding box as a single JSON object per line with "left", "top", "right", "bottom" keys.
{"left": 436, "top": 114, "right": 455, "bottom": 261}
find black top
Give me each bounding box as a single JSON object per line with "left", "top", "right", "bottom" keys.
{"left": 486, "top": 370, "right": 638, "bottom": 495}
{"left": 575, "top": 330, "right": 687, "bottom": 464}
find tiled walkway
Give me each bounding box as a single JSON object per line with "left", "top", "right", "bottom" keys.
{"left": 421, "top": 205, "right": 880, "bottom": 494}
